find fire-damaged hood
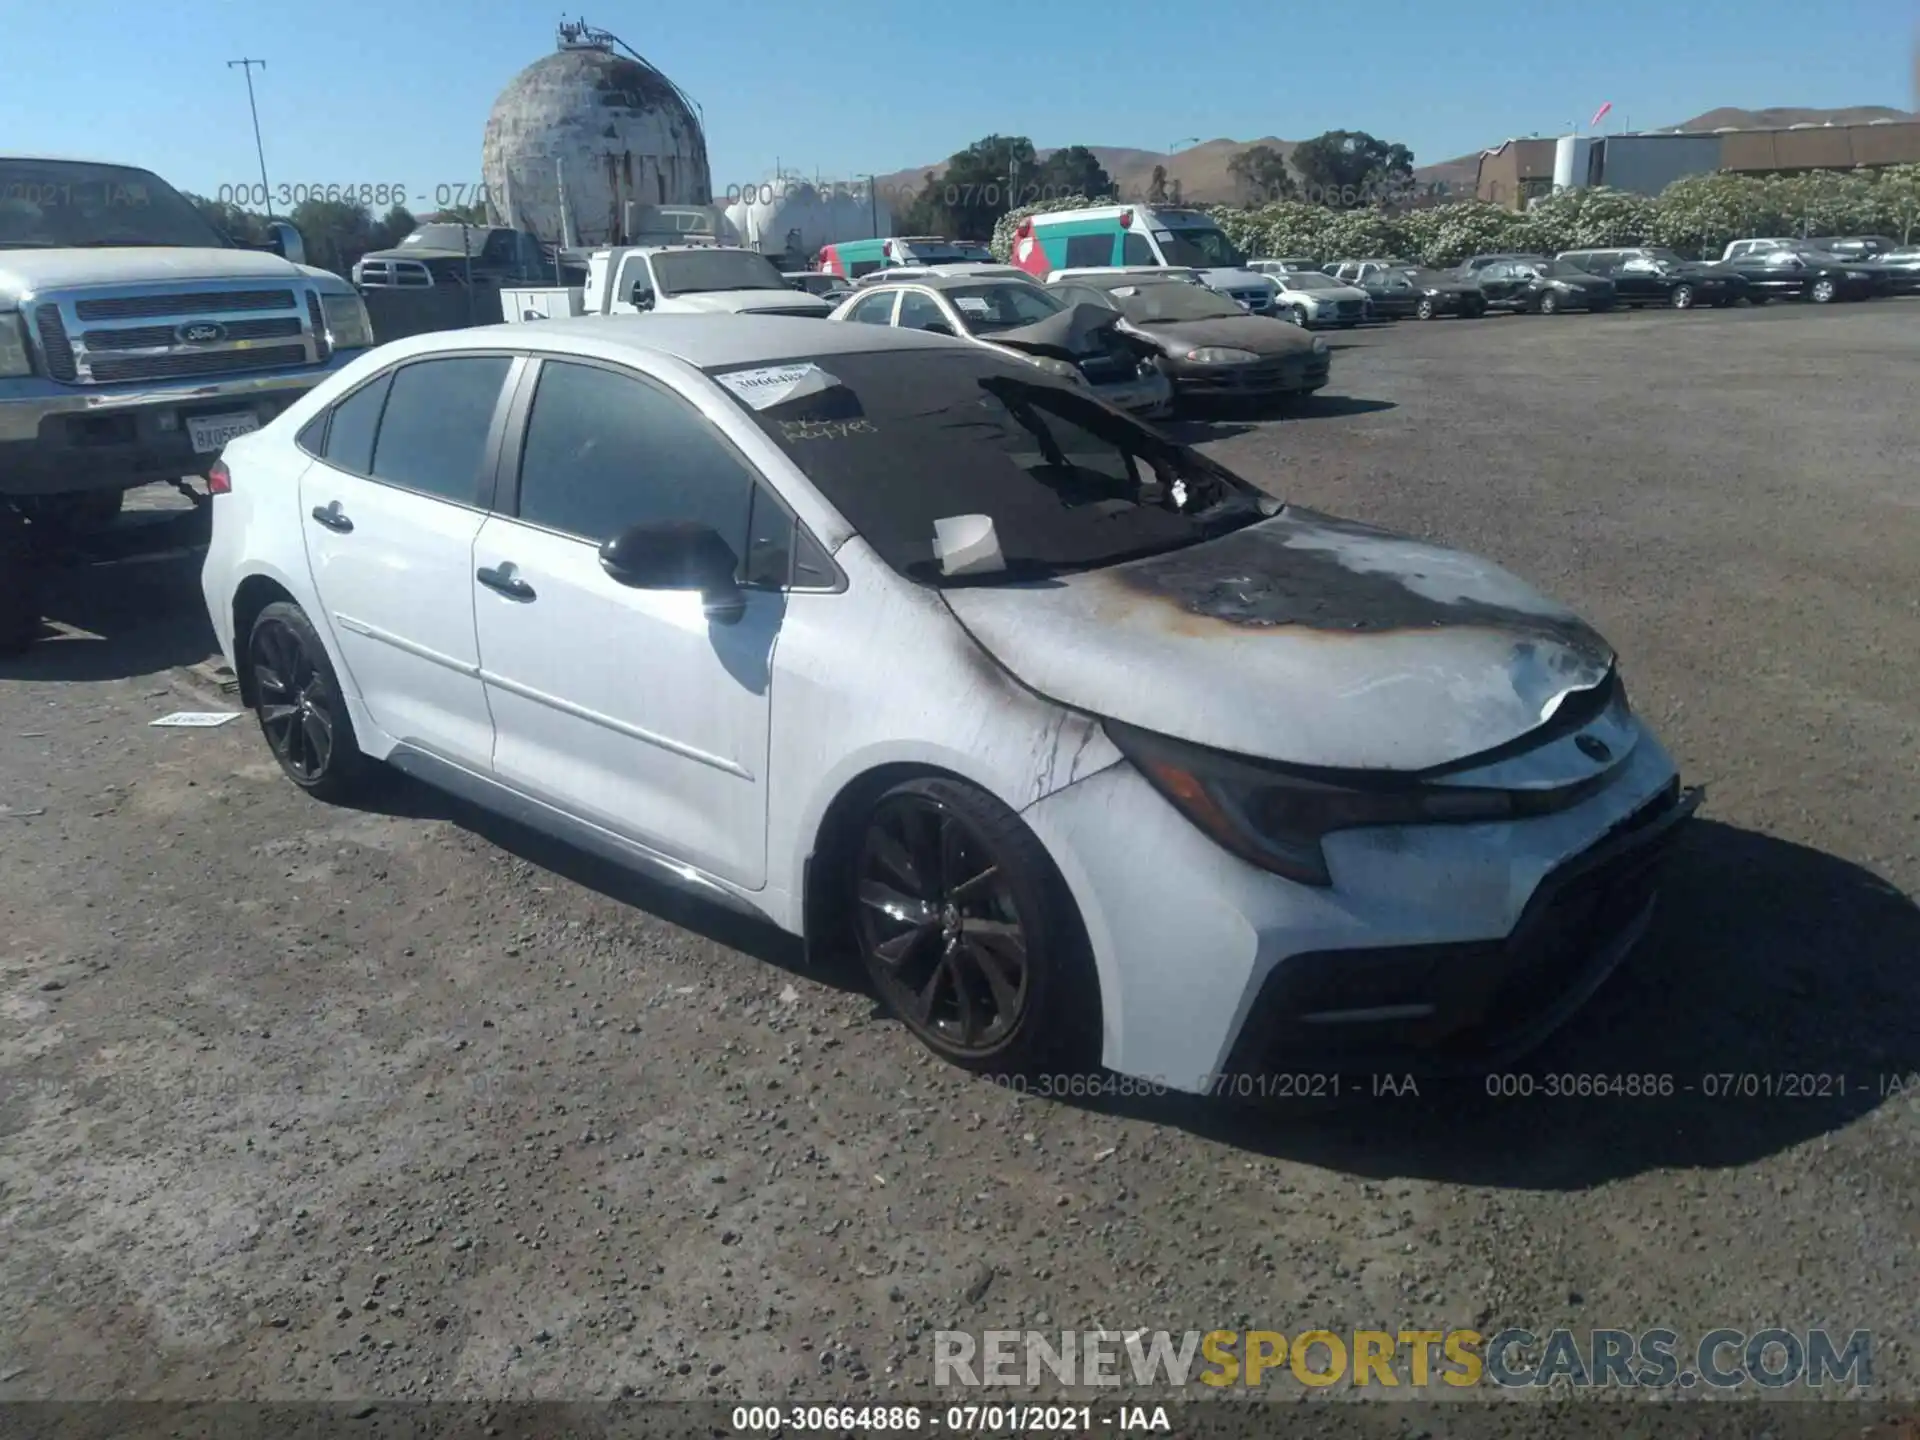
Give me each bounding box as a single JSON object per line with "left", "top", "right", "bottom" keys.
{"left": 941, "top": 508, "right": 1617, "bottom": 772}
{"left": 987, "top": 303, "right": 1121, "bottom": 360}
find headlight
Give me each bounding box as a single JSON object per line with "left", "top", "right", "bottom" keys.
{"left": 319, "top": 291, "right": 375, "bottom": 350}
{"left": 1310, "top": 336, "right": 1329, "bottom": 355}
{"left": 1184, "top": 346, "right": 1259, "bottom": 364}
{"left": 0, "top": 313, "right": 31, "bottom": 378}
{"left": 1106, "top": 722, "right": 1518, "bottom": 887}
{"left": 1023, "top": 354, "right": 1082, "bottom": 380}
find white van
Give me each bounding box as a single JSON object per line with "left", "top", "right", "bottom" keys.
{"left": 1008, "top": 205, "right": 1279, "bottom": 314}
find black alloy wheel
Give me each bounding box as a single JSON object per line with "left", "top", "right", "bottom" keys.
{"left": 852, "top": 776, "right": 1094, "bottom": 1071}
{"left": 247, "top": 601, "right": 373, "bottom": 800}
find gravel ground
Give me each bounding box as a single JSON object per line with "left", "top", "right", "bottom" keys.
{"left": 2, "top": 300, "right": 1917, "bottom": 1409}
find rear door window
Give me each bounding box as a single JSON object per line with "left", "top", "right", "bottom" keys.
{"left": 367, "top": 356, "right": 512, "bottom": 504}
{"left": 1121, "top": 233, "right": 1156, "bottom": 267}
{"left": 321, "top": 372, "right": 393, "bottom": 475}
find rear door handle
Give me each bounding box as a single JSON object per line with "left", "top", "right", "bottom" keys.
{"left": 476, "top": 564, "right": 536, "bottom": 601}
{"left": 310, "top": 503, "right": 352, "bottom": 533}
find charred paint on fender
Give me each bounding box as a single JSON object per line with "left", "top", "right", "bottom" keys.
{"left": 941, "top": 507, "right": 1620, "bottom": 771}
{"left": 1107, "top": 508, "right": 1612, "bottom": 665}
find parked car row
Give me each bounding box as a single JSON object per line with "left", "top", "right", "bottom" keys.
{"left": 1236, "top": 233, "right": 1920, "bottom": 318}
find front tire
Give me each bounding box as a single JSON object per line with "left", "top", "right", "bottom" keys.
{"left": 246, "top": 601, "right": 376, "bottom": 801}
{"left": 1810, "top": 278, "right": 1836, "bottom": 304}
{"left": 1415, "top": 296, "right": 1437, "bottom": 320}
{"left": 1538, "top": 291, "right": 1561, "bottom": 315}
{"left": 851, "top": 776, "right": 1098, "bottom": 1076}
{"left": 1290, "top": 305, "right": 1310, "bottom": 328}
{"left": 1669, "top": 284, "right": 1696, "bottom": 310}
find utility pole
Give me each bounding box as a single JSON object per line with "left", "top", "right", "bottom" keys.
{"left": 228, "top": 58, "right": 274, "bottom": 218}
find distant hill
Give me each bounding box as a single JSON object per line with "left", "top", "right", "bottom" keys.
{"left": 872, "top": 106, "right": 1917, "bottom": 212}
{"left": 872, "top": 137, "right": 1299, "bottom": 211}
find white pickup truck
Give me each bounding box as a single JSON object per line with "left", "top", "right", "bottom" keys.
{"left": 500, "top": 245, "right": 834, "bottom": 324}
{"left": 1, "top": 154, "right": 374, "bottom": 651}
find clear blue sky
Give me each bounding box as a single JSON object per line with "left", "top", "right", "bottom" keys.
{"left": 6, "top": 0, "right": 1910, "bottom": 210}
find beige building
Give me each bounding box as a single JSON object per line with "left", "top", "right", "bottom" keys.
{"left": 1476, "top": 121, "right": 1920, "bottom": 209}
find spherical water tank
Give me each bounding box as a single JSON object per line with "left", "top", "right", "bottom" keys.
{"left": 482, "top": 22, "right": 711, "bottom": 248}
{"left": 724, "top": 177, "right": 892, "bottom": 263}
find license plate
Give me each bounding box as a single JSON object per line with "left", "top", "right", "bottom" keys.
{"left": 188, "top": 411, "right": 260, "bottom": 454}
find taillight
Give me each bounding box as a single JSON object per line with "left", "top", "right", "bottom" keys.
{"left": 207, "top": 460, "right": 231, "bottom": 495}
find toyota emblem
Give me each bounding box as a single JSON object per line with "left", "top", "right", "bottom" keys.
{"left": 1576, "top": 734, "right": 1612, "bottom": 762}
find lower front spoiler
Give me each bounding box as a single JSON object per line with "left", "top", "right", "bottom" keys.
{"left": 1222, "top": 780, "right": 1704, "bottom": 1080}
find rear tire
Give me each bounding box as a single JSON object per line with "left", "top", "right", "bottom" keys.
{"left": 1415, "top": 297, "right": 1437, "bottom": 320}
{"left": 1810, "top": 278, "right": 1836, "bottom": 304}
{"left": 1538, "top": 291, "right": 1561, "bottom": 315}
{"left": 246, "top": 601, "right": 378, "bottom": 802}
{"left": 851, "top": 775, "right": 1100, "bottom": 1079}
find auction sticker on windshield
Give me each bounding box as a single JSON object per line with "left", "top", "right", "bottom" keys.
{"left": 714, "top": 363, "right": 839, "bottom": 411}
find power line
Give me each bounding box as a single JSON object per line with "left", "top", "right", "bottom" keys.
{"left": 228, "top": 58, "right": 274, "bottom": 218}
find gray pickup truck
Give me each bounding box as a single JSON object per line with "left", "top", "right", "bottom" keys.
{"left": 1, "top": 155, "right": 375, "bottom": 651}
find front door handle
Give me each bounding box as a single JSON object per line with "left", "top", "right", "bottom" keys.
{"left": 476, "top": 564, "right": 536, "bottom": 601}
{"left": 310, "top": 502, "right": 352, "bottom": 533}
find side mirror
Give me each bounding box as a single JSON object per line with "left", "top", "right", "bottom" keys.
{"left": 599, "top": 521, "right": 745, "bottom": 623}
{"left": 266, "top": 221, "right": 306, "bottom": 267}
{"left": 630, "top": 283, "right": 656, "bottom": 310}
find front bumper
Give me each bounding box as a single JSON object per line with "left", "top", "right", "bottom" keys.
{"left": 1020, "top": 721, "right": 1691, "bottom": 1092}
{"left": 1221, "top": 779, "right": 1699, "bottom": 1077}
{"left": 1091, "top": 366, "right": 1175, "bottom": 417}
{"left": 1168, "top": 351, "right": 1330, "bottom": 396}
{"left": 0, "top": 351, "right": 361, "bottom": 496}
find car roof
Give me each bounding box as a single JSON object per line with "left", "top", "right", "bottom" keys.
{"left": 384, "top": 314, "right": 964, "bottom": 371}
{"left": 854, "top": 270, "right": 1034, "bottom": 290}
{"left": 1048, "top": 268, "right": 1198, "bottom": 288}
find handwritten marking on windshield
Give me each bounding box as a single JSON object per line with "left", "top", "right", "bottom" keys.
{"left": 779, "top": 418, "right": 877, "bottom": 442}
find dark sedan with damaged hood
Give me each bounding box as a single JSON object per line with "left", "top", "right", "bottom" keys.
{"left": 202, "top": 317, "right": 1698, "bottom": 1095}
{"left": 1045, "top": 275, "right": 1331, "bottom": 400}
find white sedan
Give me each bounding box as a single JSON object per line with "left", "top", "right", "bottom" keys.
{"left": 1263, "top": 270, "right": 1373, "bottom": 327}
{"left": 200, "top": 315, "right": 1698, "bottom": 1093}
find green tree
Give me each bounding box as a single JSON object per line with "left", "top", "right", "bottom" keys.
{"left": 183, "top": 193, "right": 267, "bottom": 245}
{"left": 288, "top": 198, "right": 374, "bottom": 278}
{"left": 910, "top": 134, "right": 1038, "bottom": 240}
{"left": 1289, "top": 130, "right": 1415, "bottom": 209}
{"left": 1871, "top": 164, "right": 1920, "bottom": 243}
{"left": 1033, "top": 146, "right": 1113, "bottom": 204}
{"left": 428, "top": 201, "right": 488, "bottom": 228}
{"left": 370, "top": 204, "right": 418, "bottom": 251}
{"left": 1226, "top": 145, "right": 1297, "bottom": 206}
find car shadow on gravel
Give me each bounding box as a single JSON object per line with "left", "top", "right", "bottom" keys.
{"left": 346, "top": 773, "right": 868, "bottom": 998}
{"left": 2, "top": 521, "right": 219, "bottom": 684}
{"left": 1079, "top": 818, "right": 1920, "bottom": 1189}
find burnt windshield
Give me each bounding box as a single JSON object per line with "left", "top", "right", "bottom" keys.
{"left": 709, "top": 348, "right": 1276, "bottom": 585}
{"left": 0, "top": 159, "right": 228, "bottom": 249}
